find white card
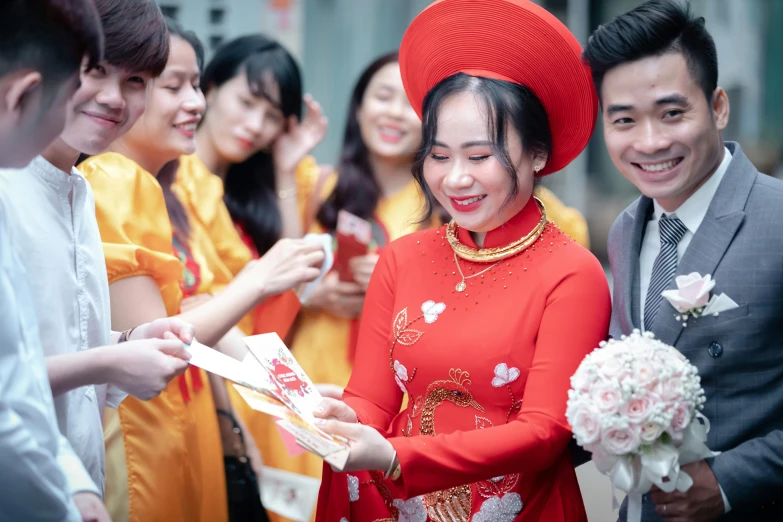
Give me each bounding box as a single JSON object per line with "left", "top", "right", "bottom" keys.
{"left": 186, "top": 340, "right": 266, "bottom": 391}
{"left": 296, "top": 233, "right": 334, "bottom": 303}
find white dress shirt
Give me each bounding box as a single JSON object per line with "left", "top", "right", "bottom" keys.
{"left": 0, "top": 194, "right": 89, "bottom": 521}
{"left": 638, "top": 146, "right": 733, "bottom": 512}
{"left": 0, "top": 156, "right": 125, "bottom": 494}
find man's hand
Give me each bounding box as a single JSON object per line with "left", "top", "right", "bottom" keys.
{"left": 130, "top": 317, "right": 195, "bottom": 344}
{"left": 106, "top": 339, "right": 190, "bottom": 400}
{"left": 72, "top": 492, "right": 111, "bottom": 522}
{"left": 651, "top": 460, "right": 725, "bottom": 521}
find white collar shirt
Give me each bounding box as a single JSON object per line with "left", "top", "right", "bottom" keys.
{"left": 0, "top": 156, "right": 124, "bottom": 493}
{"left": 0, "top": 190, "right": 96, "bottom": 520}
{"left": 639, "top": 146, "right": 733, "bottom": 322}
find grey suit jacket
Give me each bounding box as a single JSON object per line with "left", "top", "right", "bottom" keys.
{"left": 610, "top": 143, "right": 783, "bottom": 521}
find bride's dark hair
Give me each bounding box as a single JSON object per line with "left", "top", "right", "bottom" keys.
{"left": 411, "top": 73, "right": 552, "bottom": 222}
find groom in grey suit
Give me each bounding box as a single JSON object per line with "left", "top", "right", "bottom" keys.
{"left": 583, "top": 1, "right": 783, "bottom": 521}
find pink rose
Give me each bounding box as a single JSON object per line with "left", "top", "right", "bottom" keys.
{"left": 598, "top": 356, "right": 625, "bottom": 380}
{"left": 639, "top": 422, "right": 664, "bottom": 443}
{"left": 633, "top": 359, "right": 658, "bottom": 388}
{"left": 661, "top": 273, "right": 715, "bottom": 313}
{"left": 593, "top": 383, "right": 622, "bottom": 414}
{"left": 601, "top": 425, "right": 641, "bottom": 456}
{"left": 669, "top": 402, "right": 693, "bottom": 435}
{"left": 621, "top": 394, "right": 654, "bottom": 424}
{"left": 656, "top": 377, "right": 683, "bottom": 403}
{"left": 568, "top": 403, "right": 601, "bottom": 445}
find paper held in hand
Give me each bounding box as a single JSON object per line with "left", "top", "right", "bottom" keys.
{"left": 185, "top": 334, "right": 350, "bottom": 470}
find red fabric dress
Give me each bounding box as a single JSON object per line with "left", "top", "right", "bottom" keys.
{"left": 316, "top": 197, "right": 611, "bottom": 522}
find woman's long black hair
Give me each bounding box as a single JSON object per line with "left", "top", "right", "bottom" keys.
{"left": 201, "top": 35, "right": 303, "bottom": 255}
{"left": 158, "top": 16, "right": 205, "bottom": 241}
{"left": 315, "top": 51, "right": 400, "bottom": 231}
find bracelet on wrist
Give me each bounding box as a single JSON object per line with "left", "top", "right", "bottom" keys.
{"left": 384, "top": 450, "right": 401, "bottom": 481}
{"left": 117, "top": 326, "right": 138, "bottom": 343}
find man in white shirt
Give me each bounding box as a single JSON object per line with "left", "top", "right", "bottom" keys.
{"left": 0, "top": 1, "right": 105, "bottom": 520}
{"left": 0, "top": 0, "right": 195, "bottom": 512}
{"left": 585, "top": 1, "right": 783, "bottom": 520}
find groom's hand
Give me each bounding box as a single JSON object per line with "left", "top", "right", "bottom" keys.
{"left": 651, "top": 460, "right": 725, "bottom": 521}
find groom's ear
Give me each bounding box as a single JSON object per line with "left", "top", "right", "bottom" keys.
{"left": 710, "top": 87, "right": 729, "bottom": 132}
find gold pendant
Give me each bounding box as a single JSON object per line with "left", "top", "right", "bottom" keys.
{"left": 455, "top": 281, "right": 466, "bottom": 292}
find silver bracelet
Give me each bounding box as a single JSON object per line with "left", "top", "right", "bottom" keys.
{"left": 384, "top": 450, "right": 398, "bottom": 479}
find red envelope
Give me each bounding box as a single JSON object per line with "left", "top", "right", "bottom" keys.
{"left": 335, "top": 210, "right": 371, "bottom": 282}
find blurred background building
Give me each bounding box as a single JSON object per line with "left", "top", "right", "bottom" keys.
{"left": 154, "top": 2, "right": 783, "bottom": 515}
{"left": 157, "top": 0, "right": 783, "bottom": 266}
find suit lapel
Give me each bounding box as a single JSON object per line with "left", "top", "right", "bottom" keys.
{"left": 653, "top": 142, "right": 754, "bottom": 346}
{"left": 625, "top": 196, "right": 652, "bottom": 330}
{"left": 619, "top": 197, "right": 652, "bottom": 333}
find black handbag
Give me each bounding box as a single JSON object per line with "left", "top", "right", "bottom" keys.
{"left": 217, "top": 409, "right": 271, "bottom": 522}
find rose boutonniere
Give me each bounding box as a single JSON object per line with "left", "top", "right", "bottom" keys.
{"left": 661, "top": 272, "right": 738, "bottom": 326}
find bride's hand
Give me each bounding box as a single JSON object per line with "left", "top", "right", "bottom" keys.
{"left": 315, "top": 418, "right": 396, "bottom": 473}
{"left": 314, "top": 398, "right": 357, "bottom": 423}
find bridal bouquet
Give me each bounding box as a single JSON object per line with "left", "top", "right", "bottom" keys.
{"left": 566, "top": 330, "right": 718, "bottom": 522}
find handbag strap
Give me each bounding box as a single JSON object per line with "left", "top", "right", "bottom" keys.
{"left": 216, "top": 408, "right": 247, "bottom": 457}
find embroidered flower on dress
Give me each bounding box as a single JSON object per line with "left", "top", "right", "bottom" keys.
{"left": 492, "top": 363, "right": 520, "bottom": 387}
{"left": 472, "top": 493, "right": 523, "bottom": 522}
{"left": 394, "top": 360, "right": 409, "bottom": 393}
{"left": 347, "top": 475, "right": 359, "bottom": 502}
{"left": 421, "top": 300, "right": 446, "bottom": 324}
{"left": 392, "top": 496, "right": 427, "bottom": 522}
{"left": 475, "top": 416, "right": 493, "bottom": 430}
{"left": 340, "top": 518, "right": 349, "bottom": 522}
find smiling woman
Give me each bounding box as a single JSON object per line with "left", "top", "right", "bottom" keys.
{"left": 313, "top": 2, "right": 611, "bottom": 521}
{"left": 416, "top": 73, "right": 551, "bottom": 246}
{"left": 263, "top": 51, "right": 433, "bottom": 487}
{"left": 83, "top": 17, "right": 325, "bottom": 522}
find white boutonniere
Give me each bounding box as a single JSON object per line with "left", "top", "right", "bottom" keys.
{"left": 662, "top": 272, "right": 739, "bottom": 326}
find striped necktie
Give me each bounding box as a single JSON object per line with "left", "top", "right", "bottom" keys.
{"left": 644, "top": 214, "right": 688, "bottom": 331}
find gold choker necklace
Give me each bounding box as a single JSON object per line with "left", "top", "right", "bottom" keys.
{"left": 446, "top": 197, "right": 547, "bottom": 263}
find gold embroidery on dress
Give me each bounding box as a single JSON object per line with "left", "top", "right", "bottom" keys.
{"left": 366, "top": 471, "right": 400, "bottom": 520}
{"left": 388, "top": 307, "right": 424, "bottom": 385}
{"left": 505, "top": 384, "right": 523, "bottom": 423}
{"left": 419, "top": 369, "right": 484, "bottom": 522}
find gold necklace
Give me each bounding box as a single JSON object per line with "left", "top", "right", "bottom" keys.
{"left": 453, "top": 252, "right": 500, "bottom": 292}
{"left": 446, "top": 197, "right": 548, "bottom": 263}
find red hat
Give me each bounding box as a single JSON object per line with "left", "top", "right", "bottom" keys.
{"left": 400, "top": 0, "right": 598, "bottom": 175}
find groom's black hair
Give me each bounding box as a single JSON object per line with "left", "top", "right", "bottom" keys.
{"left": 582, "top": 0, "right": 718, "bottom": 103}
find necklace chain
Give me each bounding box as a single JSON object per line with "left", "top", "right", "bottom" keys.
{"left": 446, "top": 197, "right": 548, "bottom": 263}
{"left": 453, "top": 252, "right": 500, "bottom": 292}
